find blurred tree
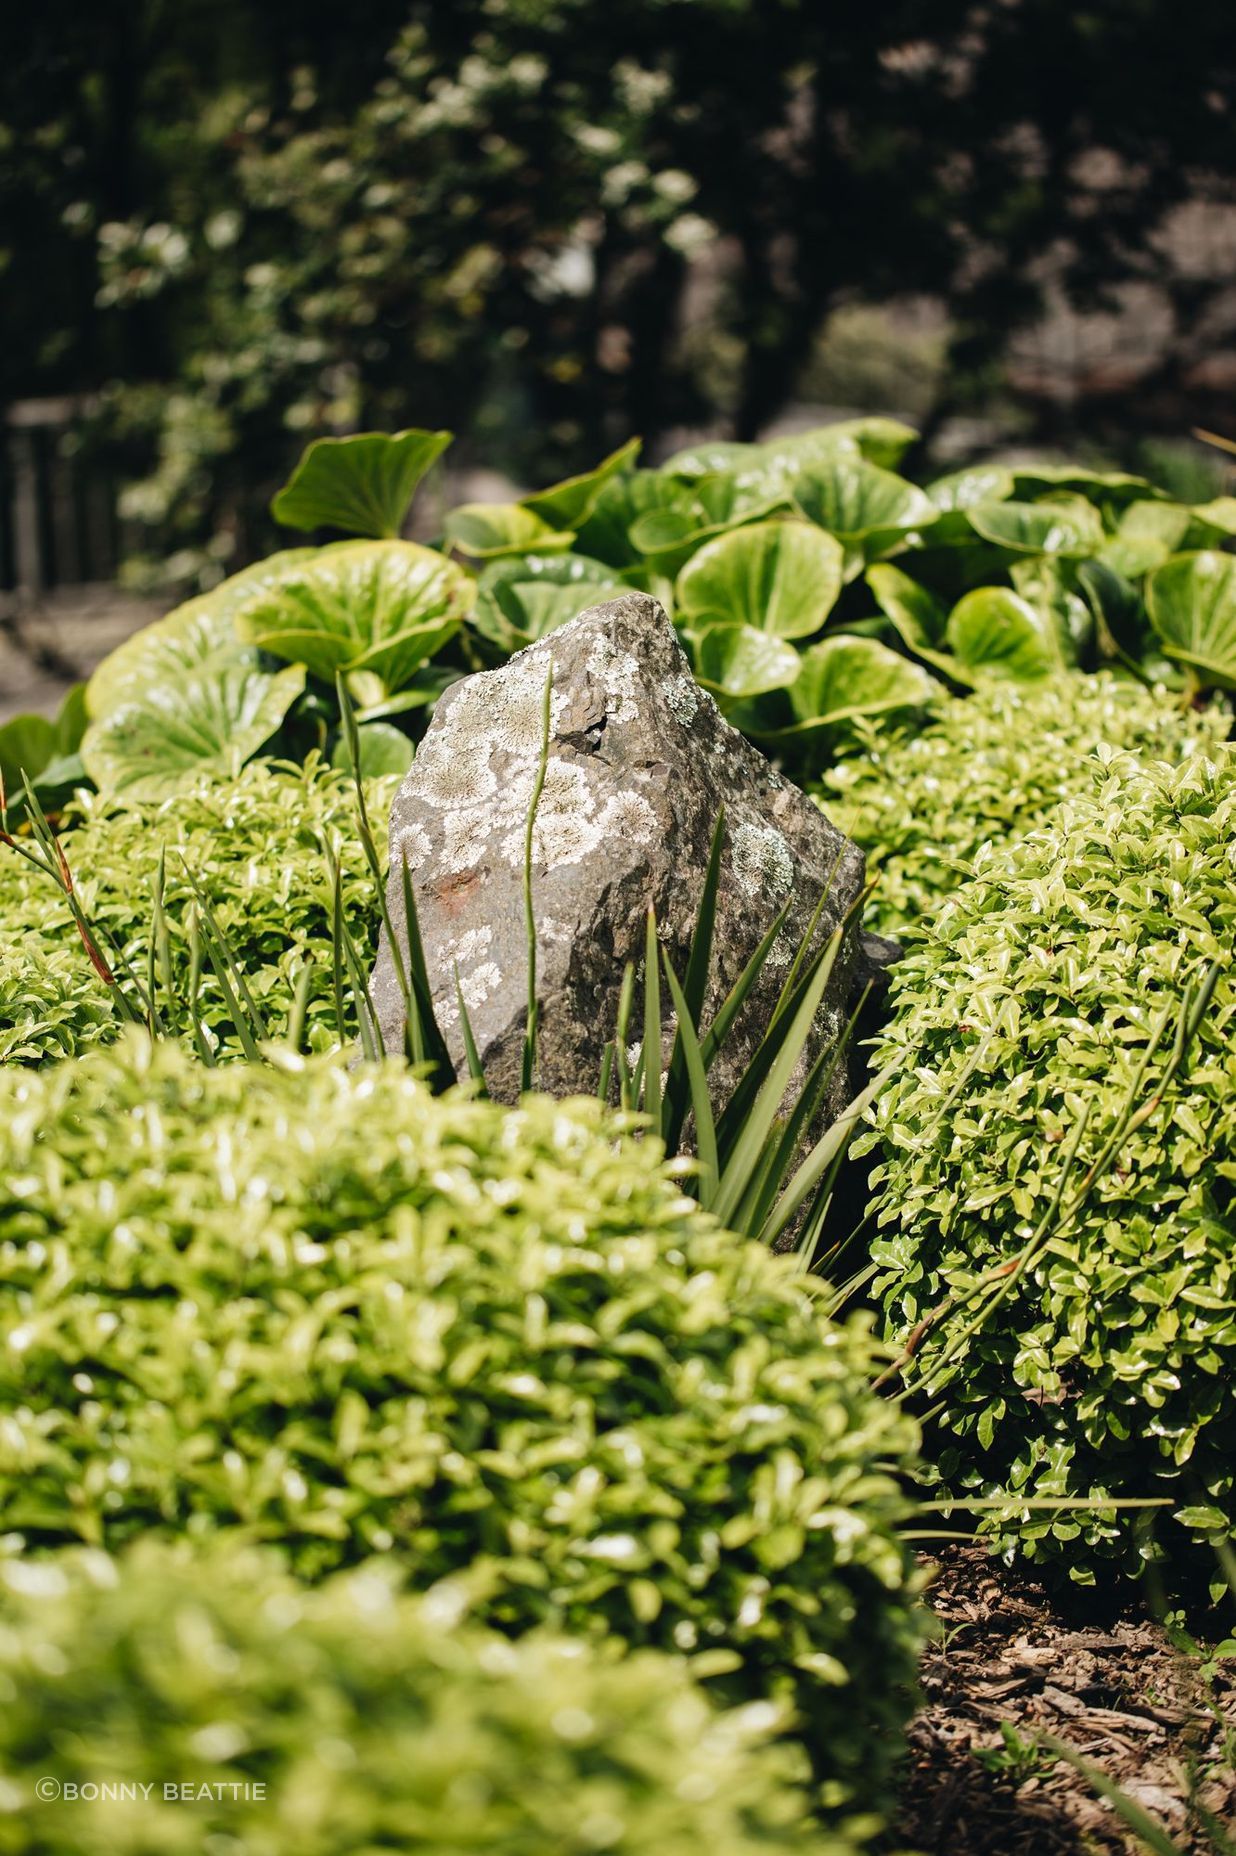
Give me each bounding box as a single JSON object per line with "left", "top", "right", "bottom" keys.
{"left": 3, "top": 0, "right": 1232, "bottom": 586}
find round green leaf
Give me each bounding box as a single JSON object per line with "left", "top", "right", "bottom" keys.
{"left": 444, "top": 504, "right": 574, "bottom": 559}
{"left": 574, "top": 472, "right": 698, "bottom": 569}
{"left": 86, "top": 552, "right": 315, "bottom": 720}
{"left": 1146, "top": 550, "right": 1236, "bottom": 690}
{"left": 787, "top": 634, "right": 937, "bottom": 735}
{"left": 271, "top": 428, "right": 452, "bottom": 538}
{"left": 945, "top": 587, "right": 1062, "bottom": 680}
{"left": 520, "top": 437, "right": 642, "bottom": 529}
{"left": 1009, "top": 463, "right": 1155, "bottom": 500}
{"left": 864, "top": 562, "right": 978, "bottom": 687}
{"left": 1097, "top": 499, "right": 1193, "bottom": 578}
{"left": 331, "top": 719, "right": 415, "bottom": 778}
{"left": 82, "top": 661, "right": 305, "bottom": 801}
{"left": 235, "top": 540, "right": 470, "bottom": 694}
{"left": 926, "top": 466, "right": 1016, "bottom": 512}
{"left": 965, "top": 497, "right": 1104, "bottom": 557}
{"left": 677, "top": 519, "right": 844, "bottom": 639}
{"left": 790, "top": 457, "right": 937, "bottom": 546}
{"left": 660, "top": 439, "right": 765, "bottom": 481}
{"left": 689, "top": 623, "right": 801, "bottom": 705}
{"left": 472, "top": 552, "right": 624, "bottom": 651}
{"left": 1192, "top": 496, "right": 1236, "bottom": 537}
{"left": 0, "top": 682, "right": 88, "bottom": 810}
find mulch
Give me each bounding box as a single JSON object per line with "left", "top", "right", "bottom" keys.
{"left": 890, "top": 1542, "right": 1236, "bottom": 1854}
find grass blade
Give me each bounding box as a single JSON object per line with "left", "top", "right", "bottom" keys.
{"left": 521, "top": 662, "right": 554, "bottom": 1094}
{"left": 662, "top": 810, "right": 724, "bottom": 1149}
{"left": 698, "top": 895, "right": 794, "bottom": 1073}
{"left": 712, "top": 928, "right": 842, "bottom": 1160}
{"left": 642, "top": 907, "right": 662, "bottom": 1133}
{"left": 453, "top": 961, "right": 489, "bottom": 1095}
{"left": 660, "top": 951, "right": 720, "bottom": 1205}
{"left": 397, "top": 850, "right": 457, "bottom": 1088}
{"left": 712, "top": 934, "right": 839, "bottom": 1229}
{"left": 286, "top": 961, "right": 313, "bottom": 1053}
{"left": 758, "top": 1064, "right": 892, "bottom": 1249}
{"left": 614, "top": 962, "right": 636, "bottom": 1112}
{"left": 186, "top": 911, "right": 216, "bottom": 1066}
{"left": 177, "top": 857, "right": 270, "bottom": 1044}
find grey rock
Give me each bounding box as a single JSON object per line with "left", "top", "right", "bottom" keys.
{"left": 370, "top": 592, "right": 867, "bottom": 1114}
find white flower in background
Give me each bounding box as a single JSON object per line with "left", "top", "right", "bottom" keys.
{"left": 575, "top": 124, "right": 622, "bottom": 157}
{"left": 526, "top": 243, "right": 596, "bottom": 301}
{"left": 204, "top": 210, "right": 241, "bottom": 250}
{"left": 664, "top": 213, "right": 716, "bottom": 257}
{"left": 653, "top": 169, "right": 697, "bottom": 204}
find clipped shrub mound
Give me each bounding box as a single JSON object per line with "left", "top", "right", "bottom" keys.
{"left": 0, "top": 757, "right": 393, "bottom": 1067}
{"left": 0, "top": 1536, "right": 848, "bottom": 1856}
{"left": 0, "top": 1036, "right": 923, "bottom": 1815}
{"left": 818, "top": 673, "right": 1229, "bottom": 936}
{"left": 863, "top": 747, "right": 1236, "bottom": 1585}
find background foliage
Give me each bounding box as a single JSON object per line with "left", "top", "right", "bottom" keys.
{"left": 4, "top": 0, "right": 1234, "bottom": 585}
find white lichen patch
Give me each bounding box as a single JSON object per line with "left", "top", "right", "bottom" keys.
{"left": 584, "top": 637, "right": 641, "bottom": 723}
{"left": 443, "top": 925, "right": 493, "bottom": 966}
{"left": 409, "top": 734, "right": 498, "bottom": 810}
{"left": 500, "top": 758, "right": 607, "bottom": 867}
{"left": 436, "top": 958, "right": 502, "bottom": 1030}
{"left": 437, "top": 810, "right": 489, "bottom": 876}
{"left": 423, "top": 650, "right": 569, "bottom": 779}
{"left": 393, "top": 820, "right": 433, "bottom": 872}
{"left": 664, "top": 673, "right": 699, "bottom": 727}
{"left": 595, "top": 789, "right": 657, "bottom": 846}
{"left": 732, "top": 821, "right": 794, "bottom": 898}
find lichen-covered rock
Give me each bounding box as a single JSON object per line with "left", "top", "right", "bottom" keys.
{"left": 371, "top": 592, "right": 867, "bottom": 1106}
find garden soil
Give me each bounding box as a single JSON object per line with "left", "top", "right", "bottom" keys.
{"left": 893, "top": 1543, "right": 1236, "bottom": 1854}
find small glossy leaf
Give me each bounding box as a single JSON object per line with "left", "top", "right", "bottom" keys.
{"left": 690, "top": 623, "right": 801, "bottom": 704}
{"left": 235, "top": 540, "right": 470, "bottom": 694}
{"left": 271, "top": 428, "right": 452, "bottom": 537}
{"left": 1146, "top": 550, "right": 1236, "bottom": 689}
{"left": 444, "top": 503, "right": 574, "bottom": 559}
{"left": 521, "top": 437, "right": 641, "bottom": 528}
{"left": 791, "top": 456, "right": 937, "bottom": 546}
{"left": 331, "top": 720, "right": 415, "bottom": 778}
{"left": 966, "top": 497, "right": 1104, "bottom": 557}
{"left": 677, "top": 519, "right": 844, "bottom": 638}
{"left": 946, "top": 587, "right": 1062, "bottom": 680}
{"left": 787, "top": 634, "right": 937, "bottom": 734}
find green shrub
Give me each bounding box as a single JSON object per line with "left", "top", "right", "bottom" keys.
{"left": 817, "top": 673, "right": 1229, "bottom": 936}
{"left": 0, "top": 1035, "right": 924, "bottom": 1817}
{"left": 0, "top": 1536, "right": 849, "bottom": 1855}
{"left": 0, "top": 758, "right": 393, "bottom": 1067}
{"left": 862, "top": 746, "right": 1236, "bottom": 1587}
